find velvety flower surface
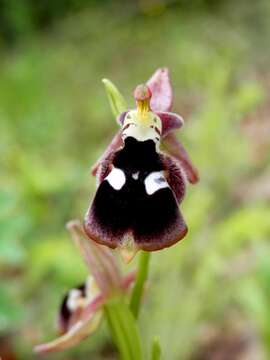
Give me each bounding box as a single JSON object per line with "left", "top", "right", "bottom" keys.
{"left": 84, "top": 68, "right": 199, "bottom": 260}
{"left": 34, "top": 220, "right": 135, "bottom": 354}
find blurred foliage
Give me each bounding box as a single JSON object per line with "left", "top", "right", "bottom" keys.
{"left": 0, "top": 0, "right": 228, "bottom": 45}
{"left": 1, "top": 1, "right": 270, "bottom": 359}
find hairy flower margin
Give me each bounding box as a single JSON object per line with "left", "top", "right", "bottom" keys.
{"left": 34, "top": 220, "right": 136, "bottom": 354}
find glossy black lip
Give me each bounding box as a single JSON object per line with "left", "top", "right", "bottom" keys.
{"left": 84, "top": 137, "right": 188, "bottom": 251}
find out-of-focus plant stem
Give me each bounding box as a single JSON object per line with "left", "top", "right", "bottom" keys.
{"left": 130, "top": 251, "right": 151, "bottom": 318}
{"left": 151, "top": 337, "right": 161, "bottom": 360}
{"left": 104, "top": 297, "right": 142, "bottom": 360}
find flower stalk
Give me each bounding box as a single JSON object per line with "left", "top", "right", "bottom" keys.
{"left": 105, "top": 297, "right": 143, "bottom": 360}
{"left": 130, "top": 251, "right": 151, "bottom": 318}
{"left": 151, "top": 337, "right": 161, "bottom": 360}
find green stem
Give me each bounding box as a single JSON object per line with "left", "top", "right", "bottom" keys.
{"left": 130, "top": 251, "right": 151, "bottom": 318}
{"left": 151, "top": 337, "right": 161, "bottom": 360}
{"left": 104, "top": 297, "right": 143, "bottom": 360}
{"left": 104, "top": 302, "right": 131, "bottom": 360}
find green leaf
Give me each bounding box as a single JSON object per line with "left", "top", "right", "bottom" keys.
{"left": 102, "top": 78, "right": 127, "bottom": 118}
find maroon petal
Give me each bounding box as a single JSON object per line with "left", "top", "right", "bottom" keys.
{"left": 85, "top": 136, "right": 189, "bottom": 254}
{"left": 157, "top": 111, "right": 184, "bottom": 136}
{"left": 84, "top": 184, "right": 128, "bottom": 250}
{"left": 134, "top": 216, "right": 187, "bottom": 252}
{"left": 85, "top": 179, "right": 187, "bottom": 253}
{"left": 117, "top": 111, "right": 128, "bottom": 125}
{"left": 91, "top": 130, "right": 123, "bottom": 178}
{"left": 162, "top": 133, "right": 200, "bottom": 184}
{"left": 147, "top": 68, "right": 173, "bottom": 112}
{"left": 132, "top": 154, "right": 187, "bottom": 251}
{"left": 132, "top": 179, "right": 187, "bottom": 251}
{"left": 161, "top": 154, "right": 186, "bottom": 203}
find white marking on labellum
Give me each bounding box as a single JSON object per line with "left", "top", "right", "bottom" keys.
{"left": 106, "top": 167, "right": 126, "bottom": 190}
{"left": 132, "top": 172, "right": 139, "bottom": 180}
{"left": 144, "top": 171, "right": 169, "bottom": 195}
{"left": 67, "top": 289, "right": 83, "bottom": 311}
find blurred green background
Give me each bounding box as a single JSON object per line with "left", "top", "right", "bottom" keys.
{"left": 1, "top": 0, "right": 270, "bottom": 359}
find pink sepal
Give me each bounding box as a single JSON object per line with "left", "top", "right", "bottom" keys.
{"left": 147, "top": 68, "right": 173, "bottom": 112}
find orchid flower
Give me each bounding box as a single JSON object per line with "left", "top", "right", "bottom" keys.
{"left": 34, "top": 220, "right": 136, "bottom": 354}
{"left": 34, "top": 68, "right": 198, "bottom": 359}
{"left": 84, "top": 68, "right": 199, "bottom": 261}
